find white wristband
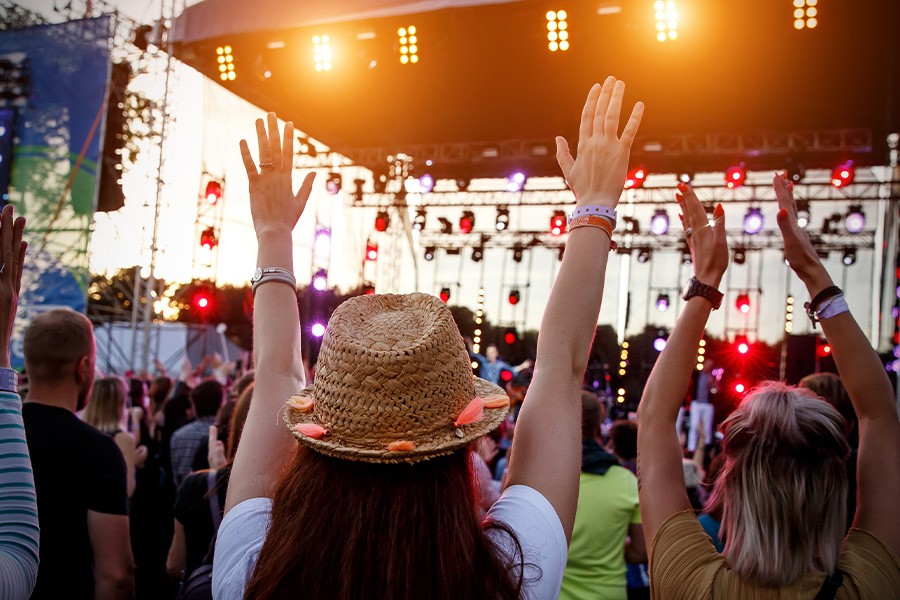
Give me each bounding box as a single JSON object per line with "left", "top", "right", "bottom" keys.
{"left": 817, "top": 294, "right": 849, "bottom": 321}
{"left": 568, "top": 205, "right": 617, "bottom": 223}
{"left": 0, "top": 367, "right": 18, "bottom": 394}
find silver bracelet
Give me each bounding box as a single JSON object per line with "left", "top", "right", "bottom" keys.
{"left": 251, "top": 274, "right": 297, "bottom": 295}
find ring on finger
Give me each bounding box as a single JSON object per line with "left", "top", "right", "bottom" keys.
{"left": 259, "top": 161, "right": 275, "bottom": 169}
{"left": 685, "top": 227, "right": 693, "bottom": 238}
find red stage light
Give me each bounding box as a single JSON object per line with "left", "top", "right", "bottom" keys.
{"left": 365, "top": 241, "right": 378, "bottom": 261}
{"left": 734, "top": 382, "right": 746, "bottom": 394}
{"left": 439, "top": 287, "right": 451, "bottom": 303}
{"left": 362, "top": 283, "right": 375, "bottom": 295}
{"left": 199, "top": 226, "right": 217, "bottom": 250}
{"left": 817, "top": 338, "right": 833, "bottom": 357}
{"left": 459, "top": 210, "right": 475, "bottom": 234}
{"left": 193, "top": 292, "right": 211, "bottom": 310}
{"left": 550, "top": 210, "right": 567, "bottom": 236}
{"left": 735, "top": 334, "right": 750, "bottom": 355}
{"left": 503, "top": 328, "right": 518, "bottom": 345}
{"left": 508, "top": 289, "right": 520, "bottom": 305}
{"left": 374, "top": 210, "right": 390, "bottom": 232}
{"left": 625, "top": 166, "right": 647, "bottom": 189}
{"left": 831, "top": 161, "right": 854, "bottom": 188}
{"left": 205, "top": 181, "right": 223, "bottom": 204}
{"left": 499, "top": 368, "right": 514, "bottom": 382}
{"left": 735, "top": 293, "right": 751, "bottom": 314}
{"left": 725, "top": 164, "right": 746, "bottom": 189}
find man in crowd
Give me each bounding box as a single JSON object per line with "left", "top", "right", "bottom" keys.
{"left": 169, "top": 379, "right": 224, "bottom": 485}
{"left": 468, "top": 342, "right": 532, "bottom": 386}
{"left": 22, "top": 308, "right": 133, "bottom": 599}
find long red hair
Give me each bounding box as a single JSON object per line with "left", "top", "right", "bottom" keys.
{"left": 244, "top": 448, "right": 524, "bottom": 599}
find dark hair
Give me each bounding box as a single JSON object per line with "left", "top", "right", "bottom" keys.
{"left": 227, "top": 382, "right": 253, "bottom": 462}
{"left": 581, "top": 391, "right": 604, "bottom": 441}
{"left": 150, "top": 376, "right": 173, "bottom": 409}
{"left": 609, "top": 419, "right": 637, "bottom": 461}
{"left": 245, "top": 449, "right": 523, "bottom": 600}
{"left": 190, "top": 380, "right": 224, "bottom": 418}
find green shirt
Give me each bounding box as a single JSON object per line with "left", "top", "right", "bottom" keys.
{"left": 560, "top": 465, "right": 642, "bottom": 600}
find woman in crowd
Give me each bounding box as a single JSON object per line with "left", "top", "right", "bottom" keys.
{"left": 0, "top": 205, "right": 36, "bottom": 598}
{"left": 167, "top": 380, "right": 253, "bottom": 584}
{"left": 637, "top": 175, "right": 900, "bottom": 597}
{"left": 84, "top": 376, "right": 148, "bottom": 498}
{"left": 212, "top": 76, "right": 643, "bottom": 599}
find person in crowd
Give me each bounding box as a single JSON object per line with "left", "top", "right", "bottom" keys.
{"left": 468, "top": 341, "right": 532, "bottom": 386}
{"left": 608, "top": 419, "right": 637, "bottom": 474}
{"left": 167, "top": 381, "right": 254, "bottom": 584}
{"left": 0, "top": 205, "right": 39, "bottom": 599}
{"left": 212, "top": 77, "right": 643, "bottom": 599}
{"left": 637, "top": 175, "right": 900, "bottom": 597}
{"left": 84, "top": 376, "right": 149, "bottom": 498}
{"left": 687, "top": 358, "right": 718, "bottom": 451}
{"left": 23, "top": 307, "right": 133, "bottom": 599}
{"left": 800, "top": 372, "right": 857, "bottom": 531}
{"left": 560, "top": 392, "right": 645, "bottom": 600}
{"left": 169, "top": 380, "right": 224, "bottom": 485}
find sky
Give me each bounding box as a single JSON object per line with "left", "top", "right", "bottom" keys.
{"left": 19, "top": 0, "right": 890, "bottom": 348}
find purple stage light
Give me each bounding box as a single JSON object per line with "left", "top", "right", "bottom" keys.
{"left": 743, "top": 207, "right": 764, "bottom": 235}
{"left": 650, "top": 209, "right": 669, "bottom": 235}
{"left": 311, "top": 323, "right": 326, "bottom": 337}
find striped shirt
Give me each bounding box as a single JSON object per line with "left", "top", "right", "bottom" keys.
{"left": 0, "top": 391, "right": 39, "bottom": 599}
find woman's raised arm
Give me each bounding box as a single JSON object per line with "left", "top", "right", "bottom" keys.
{"left": 225, "top": 113, "right": 315, "bottom": 513}
{"left": 505, "top": 77, "right": 643, "bottom": 541}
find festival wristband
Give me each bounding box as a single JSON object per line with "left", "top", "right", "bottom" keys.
{"left": 568, "top": 205, "right": 617, "bottom": 224}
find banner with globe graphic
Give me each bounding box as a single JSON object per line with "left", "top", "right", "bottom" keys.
{"left": 0, "top": 17, "right": 112, "bottom": 368}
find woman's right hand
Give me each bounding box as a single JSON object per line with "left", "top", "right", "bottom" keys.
{"left": 0, "top": 204, "right": 26, "bottom": 368}
{"left": 679, "top": 184, "right": 728, "bottom": 288}
{"left": 555, "top": 76, "right": 644, "bottom": 209}
{"left": 773, "top": 172, "right": 834, "bottom": 296}
{"left": 239, "top": 112, "right": 316, "bottom": 240}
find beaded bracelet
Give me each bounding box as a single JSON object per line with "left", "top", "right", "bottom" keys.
{"left": 568, "top": 205, "right": 617, "bottom": 225}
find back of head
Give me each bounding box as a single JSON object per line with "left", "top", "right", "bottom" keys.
{"left": 609, "top": 419, "right": 637, "bottom": 461}
{"left": 150, "top": 376, "right": 173, "bottom": 408}
{"left": 190, "top": 379, "right": 223, "bottom": 418}
{"left": 799, "top": 372, "right": 856, "bottom": 445}
{"left": 23, "top": 308, "right": 94, "bottom": 385}
{"left": 707, "top": 381, "right": 849, "bottom": 585}
{"left": 245, "top": 449, "right": 522, "bottom": 600}
{"left": 83, "top": 376, "right": 127, "bottom": 434}
{"left": 581, "top": 391, "right": 605, "bottom": 441}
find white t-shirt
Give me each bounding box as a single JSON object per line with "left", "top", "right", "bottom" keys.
{"left": 212, "top": 484, "right": 567, "bottom": 600}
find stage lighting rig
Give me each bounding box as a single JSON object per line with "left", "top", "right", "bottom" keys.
{"left": 656, "top": 294, "right": 670, "bottom": 312}
{"left": 471, "top": 244, "right": 484, "bottom": 262}
{"left": 844, "top": 204, "right": 865, "bottom": 233}
{"left": 733, "top": 247, "right": 747, "bottom": 265}
{"left": 735, "top": 334, "right": 750, "bottom": 355}
{"left": 438, "top": 217, "right": 453, "bottom": 234}
{"left": 418, "top": 173, "right": 434, "bottom": 193}
{"left": 636, "top": 249, "right": 651, "bottom": 263}
{"left": 456, "top": 178, "right": 470, "bottom": 192}
{"left": 550, "top": 211, "right": 567, "bottom": 236}
{"left": 650, "top": 209, "right": 669, "bottom": 235}
{"left": 365, "top": 240, "right": 379, "bottom": 261}
{"left": 625, "top": 166, "right": 647, "bottom": 189}
{"left": 374, "top": 210, "right": 390, "bottom": 232}
{"left": 735, "top": 293, "right": 751, "bottom": 314}
{"left": 832, "top": 161, "right": 854, "bottom": 187}
{"left": 622, "top": 216, "right": 639, "bottom": 234}
{"left": 677, "top": 172, "right": 694, "bottom": 184}
{"left": 313, "top": 35, "right": 333, "bottom": 71}
{"left": 216, "top": 45, "right": 236, "bottom": 81}
{"left": 506, "top": 171, "right": 526, "bottom": 192}
{"left": 439, "top": 287, "right": 451, "bottom": 303}
{"left": 398, "top": 26, "right": 419, "bottom": 64}
{"left": 312, "top": 269, "right": 328, "bottom": 291}
{"left": 495, "top": 206, "right": 510, "bottom": 231}
{"left": 413, "top": 208, "right": 427, "bottom": 231}
{"left": 459, "top": 211, "right": 475, "bottom": 234}
{"left": 512, "top": 243, "right": 524, "bottom": 263}
{"left": 423, "top": 246, "right": 435, "bottom": 261}
{"left": 842, "top": 248, "right": 857, "bottom": 266}
{"left": 796, "top": 199, "right": 810, "bottom": 229}
{"left": 654, "top": 0, "right": 678, "bottom": 42}
{"left": 726, "top": 163, "right": 747, "bottom": 189}
{"left": 508, "top": 289, "right": 520, "bottom": 305}
{"left": 546, "top": 10, "right": 570, "bottom": 52}
{"left": 793, "top": 0, "right": 818, "bottom": 30}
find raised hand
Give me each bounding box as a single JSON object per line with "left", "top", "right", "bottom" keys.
{"left": 678, "top": 184, "right": 728, "bottom": 287}
{"left": 0, "top": 204, "right": 26, "bottom": 368}
{"left": 208, "top": 425, "right": 227, "bottom": 470}
{"left": 555, "top": 76, "right": 644, "bottom": 208}
{"left": 239, "top": 112, "right": 316, "bottom": 239}
{"left": 773, "top": 172, "right": 832, "bottom": 295}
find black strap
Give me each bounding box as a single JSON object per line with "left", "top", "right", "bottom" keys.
{"left": 809, "top": 286, "right": 843, "bottom": 312}
{"left": 206, "top": 470, "right": 222, "bottom": 531}
{"left": 813, "top": 570, "right": 844, "bottom": 600}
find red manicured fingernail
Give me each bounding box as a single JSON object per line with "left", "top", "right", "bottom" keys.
{"left": 675, "top": 192, "right": 683, "bottom": 202}
{"left": 714, "top": 203, "right": 724, "bottom": 217}
{"left": 676, "top": 182, "right": 687, "bottom": 192}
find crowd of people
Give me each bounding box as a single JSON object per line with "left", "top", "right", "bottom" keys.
{"left": 1, "top": 76, "right": 898, "bottom": 600}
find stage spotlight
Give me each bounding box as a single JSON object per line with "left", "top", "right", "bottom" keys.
{"left": 508, "top": 289, "right": 520, "bottom": 305}
{"left": 793, "top": 0, "right": 818, "bottom": 30}
{"left": 326, "top": 172, "right": 342, "bottom": 194}
{"left": 678, "top": 171, "right": 694, "bottom": 184}
{"left": 495, "top": 206, "right": 510, "bottom": 231}
{"left": 205, "top": 181, "right": 223, "bottom": 205}
{"left": 735, "top": 334, "right": 750, "bottom": 355}
{"left": 637, "top": 249, "right": 651, "bottom": 263}
{"left": 199, "top": 227, "right": 217, "bottom": 250}
{"left": 439, "top": 287, "right": 451, "bottom": 303}
{"left": 311, "top": 323, "right": 326, "bottom": 337}
{"left": 726, "top": 164, "right": 747, "bottom": 189}
{"left": 456, "top": 178, "right": 470, "bottom": 191}
{"left": 832, "top": 160, "right": 854, "bottom": 187}
{"left": 312, "top": 35, "right": 333, "bottom": 72}
{"left": 418, "top": 173, "right": 434, "bottom": 193}
{"left": 365, "top": 241, "right": 379, "bottom": 261}
{"left": 413, "top": 208, "right": 427, "bottom": 231}
{"left": 512, "top": 243, "right": 524, "bottom": 263}
{"left": 438, "top": 217, "right": 453, "bottom": 234}
{"left": 622, "top": 216, "right": 639, "bottom": 234}
{"left": 625, "top": 166, "right": 647, "bottom": 189}
{"left": 650, "top": 209, "right": 669, "bottom": 235}
{"left": 733, "top": 247, "right": 747, "bottom": 265}
{"left": 656, "top": 293, "right": 670, "bottom": 312}
{"left": 653, "top": 330, "right": 668, "bottom": 352}
{"left": 787, "top": 163, "right": 806, "bottom": 184}
{"left": 550, "top": 210, "right": 567, "bottom": 236}
{"left": 842, "top": 247, "right": 857, "bottom": 266}
{"left": 743, "top": 207, "right": 764, "bottom": 235}
{"left": 459, "top": 210, "right": 475, "bottom": 234}
{"left": 844, "top": 204, "right": 865, "bottom": 233}
{"left": 312, "top": 269, "right": 328, "bottom": 291}
{"left": 681, "top": 248, "right": 692, "bottom": 265}
{"left": 471, "top": 245, "right": 484, "bottom": 262}
{"left": 735, "top": 293, "right": 751, "bottom": 314}
{"left": 398, "top": 26, "right": 419, "bottom": 64}
{"left": 546, "top": 10, "right": 570, "bottom": 52}
{"left": 423, "top": 246, "right": 435, "bottom": 261}
{"left": 796, "top": 199, "right": 810, "bottom": 229}
{"left": 374, "top": 210, "right": 390, "bottom": 232}
{"left": 654, "top": 0, "right": 679, "bottom": 42}
{"left": 734, "top": 381, "right": 746, "bottom": 394}
{"left": 216, "top": 45, "right": 237, "bottom": 81}
{"left": 506, "top": 171, "right": 526, "bottom": 192}
{"left": 362, "top": 282, "right": 376, "bottom": 295}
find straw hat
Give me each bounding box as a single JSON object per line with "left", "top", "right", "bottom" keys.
{"left": 284, "top": 293, "right": 511, "bottom": 464}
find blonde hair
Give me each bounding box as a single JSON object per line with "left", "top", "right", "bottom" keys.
{"left": 706, "top": 381, "right": 849, "bottom": 586}
{"left": 83, "top": 376, "right": 127, "bottom": 435}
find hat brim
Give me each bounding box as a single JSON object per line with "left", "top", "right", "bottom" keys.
{"left": 284, "top": 377, "right": 510, "bottom": 464}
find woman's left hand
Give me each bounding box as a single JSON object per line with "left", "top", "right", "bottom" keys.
{"left": 0, "top": 204, "right": 26, "bottom": 368}
{"left": 239, "top": 112, "right": 316, "bottom": 240}
{"left": 678, "top": 184, "right": 728, "bottom": 288}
